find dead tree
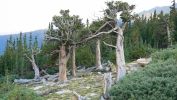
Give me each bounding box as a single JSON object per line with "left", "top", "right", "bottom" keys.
{"left": 45, "top": 10, "right": 83, "bottom": 83}
{"left": 158, "top": 13, "right": 173, "bottom": 47}
{"left": 23, "top": 37, "right": 41, "bottom": 79}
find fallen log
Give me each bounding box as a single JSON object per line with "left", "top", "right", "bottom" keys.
{"left": 73, "top": 91, "right": 87, "bottom": 100}
{"left": 13, "top": 78, "right": 42, "bottom": 85}
{"left": 37, "top": 88, "right": 57, "bottom": 96}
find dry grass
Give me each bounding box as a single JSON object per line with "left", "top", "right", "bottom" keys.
{"left": 28, "top": 71, "right": 116, "bottom": 100}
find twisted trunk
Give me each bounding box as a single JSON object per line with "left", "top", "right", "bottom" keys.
{"left": 115, "top": 26, "right": 126, "bottom": 82}
{"left": 59, "top": 45, "right": 67, "bottom": 83}
{"left": 96, "top": 39, "right": 103, "bottom": 69}
{"left": 31, "top": 55, "right": 40, "bottom": 79}
{"left": 71, "top": 45, "right": 76, "bottom": 76}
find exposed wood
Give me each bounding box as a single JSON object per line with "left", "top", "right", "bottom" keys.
{"left": 167, "top": 25, "right": 172, "bottom": 47}
{"left": 38, "top": 88, "right": 57, "bottom": 97}
{"left": 96, "top": 39, "right": 103, "bottom": 69}
{"left": 73, "top": 91, "right": 87, "bottom": 100}
{"left": 103, "top": 41, "right": 117, "bottom": 49}
{"left": 122, "top": 22, "right": 127, "bottom": 32}
{"left": 71, "top": 45, "right": 76, "bottom": 76}
{"left": 13, "top": 78, "right": 42, "bottom": 84}
{"left": 23, "top": 49, "right": 40, "bottom": 79}
{"left": 102, "top": 73, "right": 112, "bottom": 99}
{"left": 115, "top": 27, "right": 126, "bottom": 81}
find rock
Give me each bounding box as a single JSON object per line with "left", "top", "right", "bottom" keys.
{"left": 58, "top": 83, "right": 69, "bottom": 88}
{"left": 97, "top": 72, "right": 102, "bottom": 75}
{"left": 89, "top": 93, "right": 97, "bottom": 97}
{"left": 137, "top": 58, "right": 149, "bottom": 67}
{"left": 55, "top": 89, "right": 72, "bottom": 95}
{"left": 85, "top": 86, "right": 91, "bottom": 89}
{"left": 33, "top": 86, "right": 43, "bottom": 90}
{"left": 125, "top": 67, "right": 130, "bottom": 71}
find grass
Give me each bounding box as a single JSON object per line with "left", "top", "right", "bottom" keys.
{"left": 26, "top": 71, "right": 113, "bottom": 100}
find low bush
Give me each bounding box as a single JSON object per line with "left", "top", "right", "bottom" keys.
{"left": 109, "top": 48, "right": 177, "bottom": 100}
{"left": 151, "top": 48, "right": 177, "bottom": 61}
{"left": 3, "top": 87, "right": 42, "bottom": 100}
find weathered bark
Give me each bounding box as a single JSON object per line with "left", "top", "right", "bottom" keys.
{"left": 96, "top": 39, "right": 103, "bottom": 69}
{"left": 167, "top": 25, "right": 172, "bottom": 47}
{"left": 115, "top": 26, "right": 126, "bottom": 82}
{"left": 31, "top": 55, "right": 40, "bottom": 79}
{"left": 71, "top": 45, "right": 76, "bottom": 76}
{"left": 58, "top": 45, "right": 67, "bottom": 83}
{"left": 102, "top": 73, "right": 112, "bottom": 99}
{"left": 24, "top": 53, "right": 40, "bottom": 79}
{"left": 13, "top": 79, "right": 42, "bottom": 85}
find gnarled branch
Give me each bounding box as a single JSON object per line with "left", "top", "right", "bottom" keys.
{"left": 103, "top": 41, "right": 117, "bottom": 49}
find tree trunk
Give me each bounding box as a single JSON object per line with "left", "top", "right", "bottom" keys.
{"left": 31, "top": 55, "right": 40, "bottom": 79}
{"left": 102, "top": 73, "right": 112, "bottom": 99}
{"left": 115, "top": 28, "right": 126, "bottom": 82}
{"left": 96, "top": 39, "right": 103, "bottom": 69}
{"left": 167, "top": 25, "right": 172, "bottom": 47}
{"left": 59, "top": 45, "right": 67, "bottom": 83}
{"left": 71, "top": 45, "right": 76, "bottom": 76}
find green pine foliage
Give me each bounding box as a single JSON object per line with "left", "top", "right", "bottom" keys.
{"left": 2, "top": 87, "right": 42, "bottom": 100}
{"left": 76, "top": 44, "right": 96, "bottom": 68}
{"left": 109, "top": 47, "right": 177, "bottom": 100}
{"left": 0, "top": 70, "right": 41, "bottom": 100}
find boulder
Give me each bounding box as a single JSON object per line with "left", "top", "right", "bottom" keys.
{"left": 137, "top": 58, "right": 148, "bottom": 67}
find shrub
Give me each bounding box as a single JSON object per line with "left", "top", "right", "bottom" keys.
{"left": 131, "top": 47, "right": 147, "bottom": 59}
{"left": 3, "top": 87, "right": 42, "bottom": 100}
{"left": 46, "top": 67, "right": 58, "bottom": 74}
{"left": 151, "top": 48, "right": 177, "bottom": 62}
{"left": 109, "top": 48, "right": 177, "bottom": 100}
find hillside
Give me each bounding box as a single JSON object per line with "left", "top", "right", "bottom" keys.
{"left": 0, "top": 29, "right": 46, "bottom": 55}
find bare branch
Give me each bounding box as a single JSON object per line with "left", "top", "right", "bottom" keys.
{"left": 103, "top": 41, "right": 117, "bottom": 49}
{"left": 23, "top": 54, "right": 32, "bottom": 62}
{"left": 33, "top": 49, "right": 41, "bottom": 55}
{"left": 86, "top": 27, "right": 118, "bottom": 42}
{"left": 94, "top": 21, "right": 112, "bottom": 34}
{"left": 49, "top": 50, "right": 60, "bottom": 56}
{"left": 45, "top": 36, "right": 61, "bottom": 41}
{"left": 113, "top": 30, "right": 124, "bottom": 39}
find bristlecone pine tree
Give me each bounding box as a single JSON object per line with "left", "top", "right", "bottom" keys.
{"left": 45, "top": 10, "right": 83, "bottom": 83}
{"left": 23, "top": 35, "right": 41, "bottom": 79}
{"left": 81, "top": 1, "right": 137, "bottom": 82}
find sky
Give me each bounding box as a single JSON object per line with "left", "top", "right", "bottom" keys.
{"left": 0, "top": 0, "right": 172, "bottom": 35}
